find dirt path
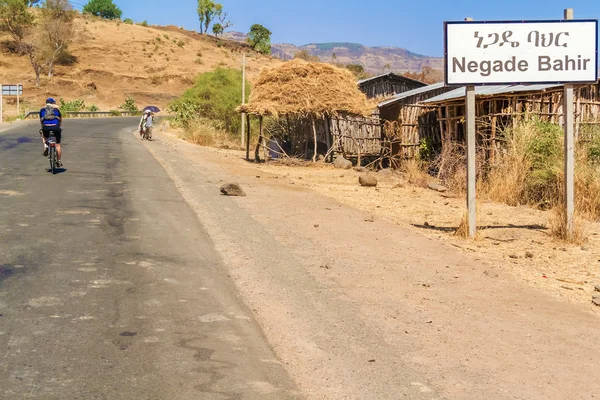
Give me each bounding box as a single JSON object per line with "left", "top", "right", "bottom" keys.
{"left": 142, "top": 129, "right": 600, "bottom": 400}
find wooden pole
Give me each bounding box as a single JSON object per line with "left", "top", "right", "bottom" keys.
{"left": 255, "top": 116, "right": 263, "bottom": 162}
{"left": 241, "top": 53, "right": 246, "bottom": 148}
{"left": 246, "top": 113, "right": 251, "bottom": 161}
{"left": 324, "top": 116, "right": 332, "bottom": 162}
{"left": 564, "top": 8, "right": 575, "bottom": 239}
{"left": 311, "top": 117, "right": 318, "bottom": 162}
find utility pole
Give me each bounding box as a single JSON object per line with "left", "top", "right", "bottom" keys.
{"left": 563, "top": 8, "right": 575, "bottom": 239}
{"left": 241, "top": 53, "right": 247, "bottom": 148}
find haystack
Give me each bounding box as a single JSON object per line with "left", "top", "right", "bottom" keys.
{"left": 240, "top": 60, "right": 375, "bottom": 162}
{"left": 240, "top": 59, "right": 374, "bottom": 118}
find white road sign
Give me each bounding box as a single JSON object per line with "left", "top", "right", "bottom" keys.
{"left": 445, "top": 20, "right": 598, "bottom": 85}
{"left": 1, "top": 84, "right": 23, "bottom": 96}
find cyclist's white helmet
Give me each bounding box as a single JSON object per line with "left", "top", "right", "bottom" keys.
{"left": 144, "top": 109, "right": 152, "bottom": 113}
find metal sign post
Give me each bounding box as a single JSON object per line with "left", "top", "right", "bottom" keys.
{"left": 445, "top": 12, "right": 597, "bottom": 240}
{"left": 563, "top": 9, "right": 575, "bottom": 239}
{"left": 1, "top": 84, "right": 24, "bottom": 122}
{"left": 17, "top": 83, "right": 21, "bottom": 117}
{"left": 464, "top": 17, "right": 477, "bottom": 238}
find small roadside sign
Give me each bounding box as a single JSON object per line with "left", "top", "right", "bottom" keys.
{"left": 443, "top": 11, "right": 597, "bottom": 240}
{"left": 444, "top": 20, "right": 598, "bottom": 85}
{"left": 1, "top": 85, "right": 23, "bottom": 96}
{"left": 0, "top": 84, "right": 24, "bottom": 123}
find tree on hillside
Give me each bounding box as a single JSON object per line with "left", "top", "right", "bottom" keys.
{"left": 216, "top": 4, "right": 232, "bottom": 34}
{"left": 294, "top": 50, "right": 319, "bottom": 62}
{"left": 0, "top": 0, "right": 75, "bottom": 86}
{"left": 197, "top": 0, "right": 218, "bottom": 35}
{"left": 247, "top": 24, "right": 271, "bottom": 55}
{"left": 82, "top": 0, "right": 122, "bottom": 20}
{"left": 403, "top": 66, "right": 444, "bottom": 84}
{"left": 345, "top": 64, "right": 368, "bottom": 79}
{"left": 40, "top": 0, "right": 75, "bottom": 77}
{"left": 212, "top": 23, "right": 223, "bottom": 37}
{"left": 0, "top": 0, "right": 34, "bottom": 42}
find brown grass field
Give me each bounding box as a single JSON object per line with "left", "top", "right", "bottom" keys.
{"left": 0, "top": 14, "right": 280, "bottom": 116}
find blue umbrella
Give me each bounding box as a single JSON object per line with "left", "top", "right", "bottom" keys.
{"left": 143, "top": 106, "right": 160, "bottom": 113}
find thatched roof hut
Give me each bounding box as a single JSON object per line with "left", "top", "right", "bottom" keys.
{"left": 239, "top": 59, "right": 374, "bottom": 118}
{"left": 240, "top": 60, "right": 376, "bottom": 162}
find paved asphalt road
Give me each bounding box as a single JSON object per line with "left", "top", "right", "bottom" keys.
{"left": 0, "top": 119, "right": 300, "bottom": 399}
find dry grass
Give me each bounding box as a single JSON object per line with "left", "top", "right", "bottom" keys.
{"left": 177, "top": 118, "right": 240, "bottom": 150}
{"left": 0, "top": 14, "right": 279, "bottom": 115}
{"left": 239, "top": 59, "right": 375, "bottom": 117}
{"left": 550, "top": 205, "right": 587, "bottom": 244}
{"left": 454, "top": 213, "right": 470, "bottom": 238}
{"left": 481, "top": 124, "right": 533, "bottom": 206}
{"left": 400, "top": 159, "right": 429, "bottom": 187}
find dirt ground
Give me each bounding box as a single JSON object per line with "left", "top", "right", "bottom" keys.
{"left": 171, "top": 130, "right": 600, "bottom": 310}
{"left": 143, "top": 127, "right": 600, "bottom": 399}
{"left": 254, "top": 161, "right": 600, "bottom": 310}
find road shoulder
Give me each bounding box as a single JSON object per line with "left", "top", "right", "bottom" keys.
{"left": 141, "top": 129, "right": 600, "bottom": 400}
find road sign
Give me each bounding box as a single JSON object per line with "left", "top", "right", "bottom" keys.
{"left": 1, "top": 85, "right": 23, "bottom": 96}
{"left": 444, "top": 20, "right": 598, "bottom": 85}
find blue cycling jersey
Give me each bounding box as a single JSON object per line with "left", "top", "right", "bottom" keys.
{"left": 40, "top": 107, "right": 61, "bottom": 127}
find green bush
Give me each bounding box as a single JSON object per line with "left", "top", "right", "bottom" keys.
{"left": 89, "top": 104, "right": 99, "bottom": 112}
{"left": 177, "top": 40, "right": 185, "bottom": 48}
{"left": 522, "top": 121, "right": 563, "bottom": 204}
{"left": 109, "top": 110, "right": 122, "bottom": 116}
{"left": 59, "top": 98, "right": 86, "bottom": 113}
{"left": 123, "top": 18, "right": 133, "bottom": 24}
{"left": 119, "top": 96, "right": 138, "bottom": 113}
{"left": 169, "top": 68, "right": 250, "bottom": 134}
{"left": 82, "top": 0, "right": 122, "bottom": 20}
{"left": 140, "top": 20, "right": 148, "bottom": 27}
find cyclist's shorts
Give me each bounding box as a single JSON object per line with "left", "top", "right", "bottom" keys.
{"left": 41, "top": 127, "right": 62, "bottom": 144}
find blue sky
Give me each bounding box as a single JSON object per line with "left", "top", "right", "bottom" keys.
{"left": 77, "top": 0, "right": 600, "bottom": 56}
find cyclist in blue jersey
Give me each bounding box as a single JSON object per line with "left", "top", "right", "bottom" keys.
{"left": 39, "top": 98, "right": 63, "bottom": 167}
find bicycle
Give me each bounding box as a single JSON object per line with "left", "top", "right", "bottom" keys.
{"left": 45, "top": 131, "right": 58, "bottom": 174}
{"left": 142, "top": 126, "right": 152, "bottom": 141}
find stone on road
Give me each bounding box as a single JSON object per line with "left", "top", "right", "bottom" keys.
{"left": 0, "top": 118, "right": 300, "bottom": 399}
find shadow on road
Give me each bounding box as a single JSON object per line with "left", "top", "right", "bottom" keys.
{"left": 47, "top": 168, "right": 68, "bottom": 175}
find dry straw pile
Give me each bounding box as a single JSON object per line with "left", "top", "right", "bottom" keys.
{"left": 240, "top": 59, "right": 375, "bottom": 118}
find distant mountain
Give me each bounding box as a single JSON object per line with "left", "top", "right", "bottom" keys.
{"left": 222, "top": 33, "right": 443, "bottom": 74}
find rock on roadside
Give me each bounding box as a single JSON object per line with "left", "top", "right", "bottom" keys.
{"left": 359, "top": 174, "right": 378, "bottom": 187}
{"left": 220, "top": 183, "right": 246, "bottom": 197}
{"left": 334, "top": 156, "right": 353, "bottom": 170}
{"left": 428, "top": 183, "right": 448, "bottom": 193}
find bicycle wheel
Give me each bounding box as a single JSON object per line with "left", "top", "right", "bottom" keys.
{"left": 49, "top": 146, "right": 56, "bottom": 174}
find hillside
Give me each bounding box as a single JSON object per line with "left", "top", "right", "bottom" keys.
{"left": 272, "top": 42, "right": 443, "bottom": 74}
{"left": 223, "top": 33, "right": 443, "bottom": 74}
{"left": 0, "top": 15, "right": 280, "bottom": 117}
